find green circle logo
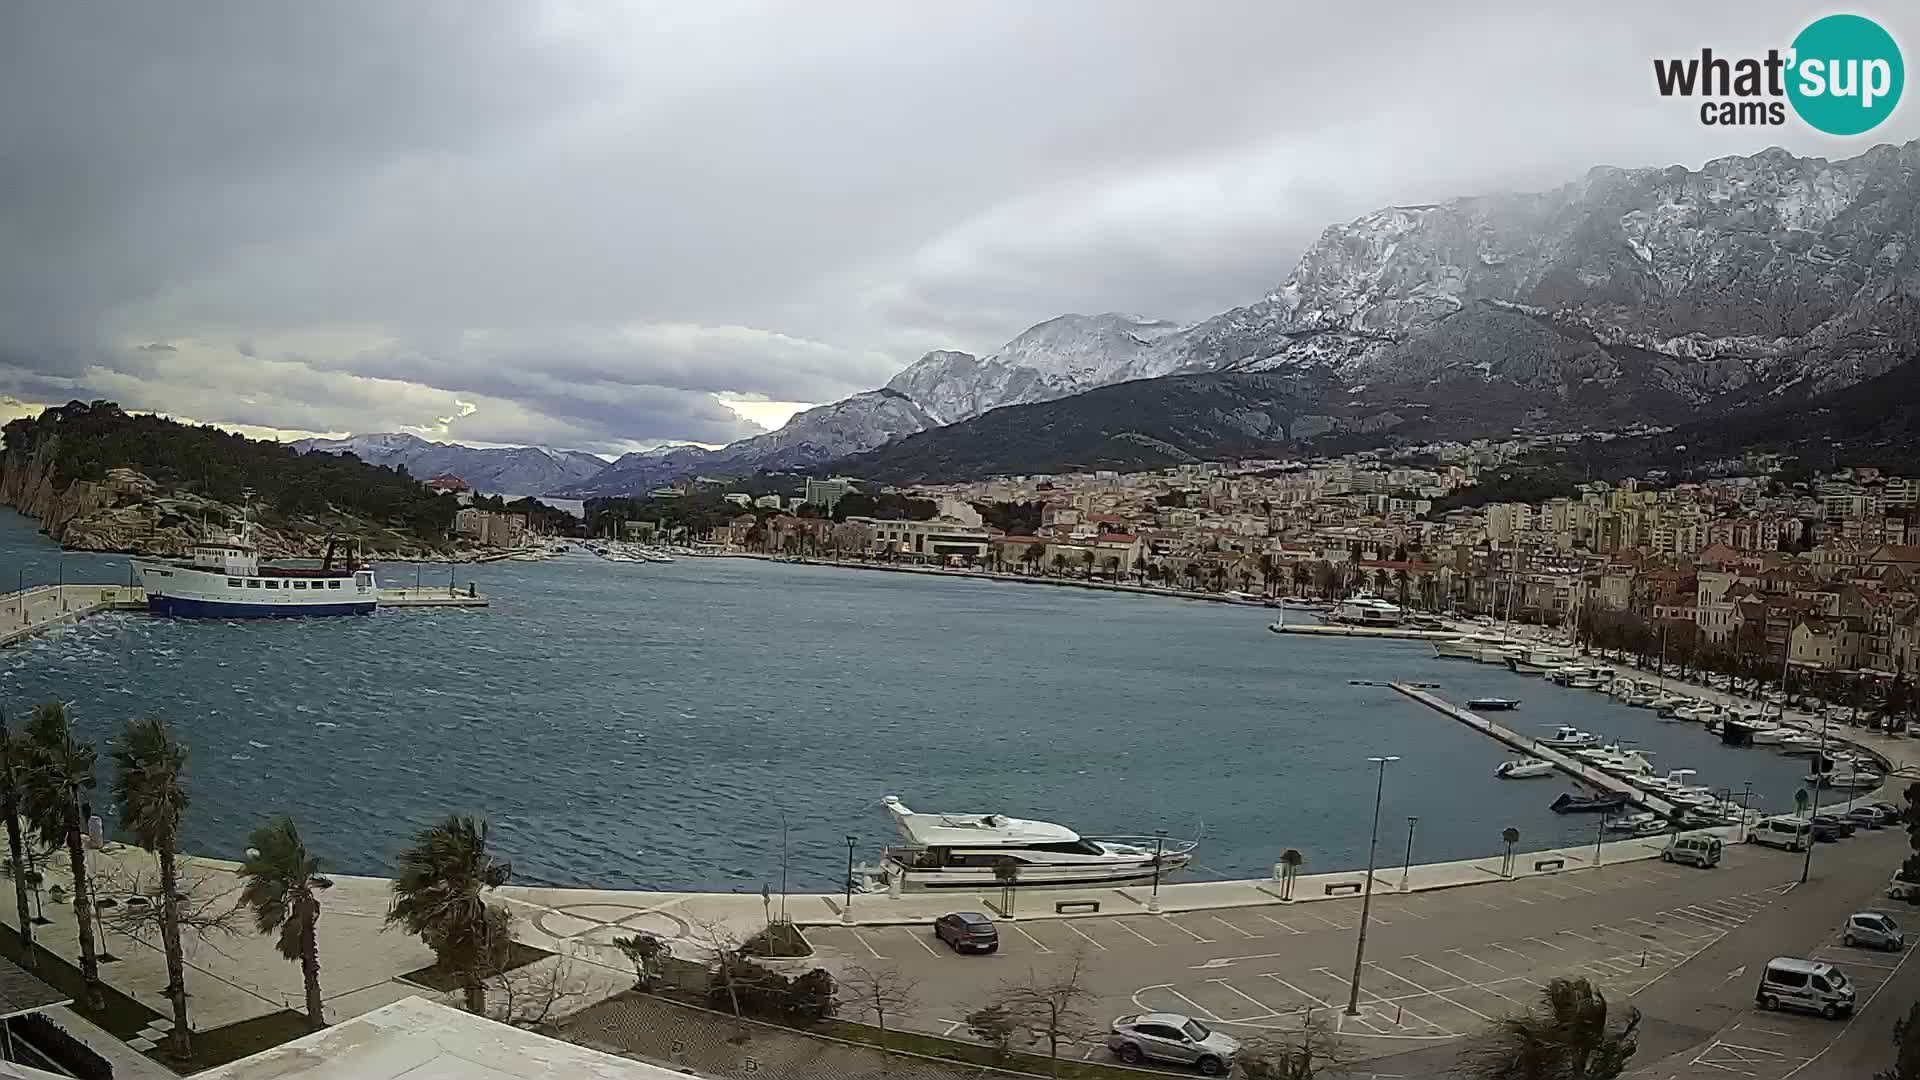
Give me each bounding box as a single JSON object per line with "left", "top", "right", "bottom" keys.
{"left": 1788, "top": 14, "right": 1903, "bottom": 135}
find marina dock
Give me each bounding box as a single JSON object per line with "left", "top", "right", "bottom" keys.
{"left": 1270, "top": 622, "right": 1459, "bottom": 640}
{"left": 1389, "top": 681, "right": 1680, "bottom": 817}
{"left": 378, "top": 587, "right": 489, "bottom": 608}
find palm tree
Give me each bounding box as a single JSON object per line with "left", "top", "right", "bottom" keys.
{"left": 238, "top": 817, "right": 332, "bottom": 1031}
{"left": 1257, "top": 553, "right": 1277, "bottom": 597}
{"left": 1292, "top": 563, "right": 1312, "bottom": 597}
{"left": 386, "top": 815, "right": 512, "bottom": 1013}
{"left": 1050, "top": 552, "right": 1067, "bottom": 577}
{"left": 1394, "top": 568, "right": 1411, "bottom": 609}
{"left": 1458, "top": 977, "right": 1640, "bottom": 1080}
{"left": 109, "top": 718, "right": 192, "bottom": 1055}
{"left": 18, "top": 700, "right": 102, "bottom": 1009}
{"left": 0, "top": 710, "right": 35, "bottom": 967}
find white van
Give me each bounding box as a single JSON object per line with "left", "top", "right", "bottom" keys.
{"left": 1756, "top": 958, "right": 1855, "bottom": 1018}
{"left": 1749, "top": 816, "right": 1810, "bottom": 852}
{"left": 1663, "top": 835, "right": 1722, "bottom": 868}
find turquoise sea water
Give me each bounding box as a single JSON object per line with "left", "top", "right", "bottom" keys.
{"left": 0, "top": 509, "right": 1816, "bottom": 892}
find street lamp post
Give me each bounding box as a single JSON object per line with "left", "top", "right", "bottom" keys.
{"left": 1399, "top": 817, "right": 1418, "bottom": 893}
{"left": 1346, "top": 755, "right": 1399, "bottom": 1016}
{"left": 1801, "top": 712, "right": 1830, "bottom": 885}
{"left": 1594, "top": 810, "right": 1610, "bottom": 867}
{"left": 1148, "top": 832, "right": 1167, "bottom": 914}
{"left": 842, "top": 835, "right": 857, "bottom": 925}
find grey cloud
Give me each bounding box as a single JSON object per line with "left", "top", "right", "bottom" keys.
{"left": 5, "top": 2, "right": 1920, "bottom": 447}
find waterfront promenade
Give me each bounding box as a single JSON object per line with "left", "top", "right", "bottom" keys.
{"left": 0, "top": 583, "right": 144, "bottom": 647}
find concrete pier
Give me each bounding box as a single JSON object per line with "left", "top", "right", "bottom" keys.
{"left": 378, "top": 587, "right": 489, "bottom": 608}
{"left": 0, "top": 584, "right": 145, "bottom": 648}
{"left": 1389, "top": 682, "right": 1679, "bottom": 816}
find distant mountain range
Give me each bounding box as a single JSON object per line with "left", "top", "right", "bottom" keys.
{"left": 291, "top": 433, "right": 607, "bottom": 496}
{"left": 325, "top": 140, "right": 1920, "bottom": 493}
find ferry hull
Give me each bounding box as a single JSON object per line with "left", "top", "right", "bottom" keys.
{"left": 147, "top": 595, "right": 375, "bottom": 618}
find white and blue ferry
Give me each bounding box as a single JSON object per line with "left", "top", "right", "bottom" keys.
{"left": 136, "top": 513, "right": 377, "bottom": 618}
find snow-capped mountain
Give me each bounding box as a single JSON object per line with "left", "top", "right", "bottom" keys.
{"left": 884, "top": 314, "right": 1186, "bottom": 424}
{"left": 561, "top": 389, "right": 935, "bottom": 497}
{"left": 291, "top": 433, "right": 608, "bottom": 496}
{"left": 1157, "top": 142, "right": 1920, "bottom": 399}
{"left": 839, "top": 139, "right": 1920, "bottom": 481}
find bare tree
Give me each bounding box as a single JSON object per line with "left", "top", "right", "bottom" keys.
{"left": 485, "top": 955, "right": 596, "bottom": 1032}
{"left": 965, "top": 1003, "right": 1018, "bottom": 1065}
{"left": 683, "top": 915, "right": 751, "bottom": 1042}
{"left": 1237, "top": 1013, "right": 1347, "bottom": 1079}
{"left": 93, "top": 860, "right": 245, "bottom": 948}
{"left": 841, "top": 964, "right": 919, "bottom": 1063}
{"left": 998, "top": 954, "right": 1096, "bottom": 1077}
{"left": 612, "top": 932, "right": 668, "bottom": 992}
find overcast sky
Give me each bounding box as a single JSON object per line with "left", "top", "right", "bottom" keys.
{"left": 4, "top": 2, "right": 1918, "bottom": 454}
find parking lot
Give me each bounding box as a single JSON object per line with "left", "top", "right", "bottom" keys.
{"left": 803, "top": 845, "right": 1813, "bottom": 1063}
{"left": 1676, "top": 922, "right": 1915, "bottom": 1079}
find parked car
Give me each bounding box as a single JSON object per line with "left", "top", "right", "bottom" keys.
{"left": 1844, "top": 807, "right": 1887, "bottom": 830}
{"left": 1809, "top": 815, "right": 1854, "bottom": 841}
{"left": 1844, "top": 912, "right": 1904, "bottom": 951}
{"left": 1108, "top": 1013, "right": 1241, "bottom": 1075}
{"left": 1663, "top": 835, "right": 1722, "bottom": 868}
{"left": 1871, "top": 802, "right": 1905, "bottom": 824}
{"left": 1756, "top": 957, "right": 1854, "bottom": 1019}
{"left": 932, "top": 911, "right": 998, "bottom": 954}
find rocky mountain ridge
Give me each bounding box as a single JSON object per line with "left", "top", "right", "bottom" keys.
{"left": 292, "top": 432, "right": 607, "bottom": 496}
{"left": 559, "top": 388, "right": 936, "bottom": 498}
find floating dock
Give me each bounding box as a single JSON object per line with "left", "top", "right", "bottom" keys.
{"left": 1389, "top": 682, "right": 1677, "bottom": 817}
{"left": 378, "top": 588, "right": 489, "bottom": 608}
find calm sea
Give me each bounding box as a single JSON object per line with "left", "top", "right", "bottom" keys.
{"left": 0, "top": 509, "right": 1816, "bottom": 892}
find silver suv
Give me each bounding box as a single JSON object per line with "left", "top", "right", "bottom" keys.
{"left": 1107, "top": 1012, "right": 1240, "bottom": 1075}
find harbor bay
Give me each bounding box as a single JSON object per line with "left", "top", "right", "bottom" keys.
{"left": 0, "top": 509, "right": 1819, "bottom": 893}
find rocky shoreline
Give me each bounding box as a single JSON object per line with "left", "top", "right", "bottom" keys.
{"left": 0, "top": 439, "right": 466, "bottom": 561}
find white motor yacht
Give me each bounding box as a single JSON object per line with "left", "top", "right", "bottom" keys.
{"left": 858, "top": 796, "right": 1195, "bottom": 892}
{"left": 1328, "top": 593, "right": 1404, "bottom": 627}
{"left": 1777, "top": 733, "right": 1826, "bottom": 755}
{"left": 1674, "top": 703, "right": 1721, "bottom": 723}
{"left": 1746, "top": 724, "right": 1788, "bottom": 746}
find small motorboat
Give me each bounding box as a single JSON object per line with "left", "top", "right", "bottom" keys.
{"left": 1551, "top": 791, "right": 1633, "bottom": 814}
{"left": 1747, "top": 724, "right": 1788, "bottom": 746}
{"left": 1495, "top": 758, "right": 1556, "bottom": 779}
{"left": 1607, "top": 812, "right": 1673, "bottom": 837}
{"left": 1811, "top": 768, "right": 1885, "bottom": 791}
{"left": 1675, "top": 703, "right": 1720, "bottom": 723}
{"left": 1777, "top": 733, "right": 1825, "bottom": 755}
{"left": 1538, "top": 725, "right": 1604, "bottom": 749}
{"left": 1469, "top": 697, "right": 1521, "bottom": 711}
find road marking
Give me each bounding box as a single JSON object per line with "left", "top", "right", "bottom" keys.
{"left": 1558, "top": 880, "right": 1598, "bottom": 895}
{"left": 1260, "top": 973, "right": 1334, "bottom": 1010}
{"left": 1255, "top": 913, "right": 1305, "bottom": 934}
{"left": 1007, "top": 923, "right": 1053, "bottom": 954}
{"left": 1461, "top": 895, "right": 1502, "bottom": 910}
{"left": 847, "top": 928, "right": 884, "bottom": 959}
{"left": 1486, "top": 942, "right": 1531, "bottom": 962}
{"left": 1665, "top": 908, "right": 1734, "bottom": 931}
{"left": 1445, "top": 949, "right": 1505, "bottom": 974}
{"left": 1404, "top": 956, "right": 1473, "bottom": 990}
{"left": 1320, "top": 967, "right": 1454, "bottom": 1034}
{"left": 1062, "top": 921, "right": 1107, "bottom": 951}
{"left": 905, "top": 927, "right": 939, "bottom": 956}
{"left": 1111, "top": 919, "right": 1160, "bottom": 947}
{"left": 1161, "top": 986, "right": 1222, "bottom": 1022}
{"left": 1387, "top": 903, "right": 1430, "bottom": 920}
{"left": 1558, "top": 929, "right": 1603, "bottom": 945}
{"left": 1210, "top": 915, "right": 1260, "bottom": 940}
{"left": 1367, "top": 962, "right": 1497, "bottom": 1023}
{"left": 1306, "top": 911, "right": 1352, "bottom": 930}
{"left": 1525, "top": 936, "right": 1565, "bottom": 952}
{"left": 1162, "top": 919, "right": 1215, "bottom": 944}
{"left": 1535, "top": 887, "right": 1571, "bottom": 900}
{"left": 1208, "top": 978, "right": 1283, "bottom": 1018}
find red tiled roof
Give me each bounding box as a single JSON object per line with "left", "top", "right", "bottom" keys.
{"left": 1096, "top": 533, "right": 1138, "bottom": 544}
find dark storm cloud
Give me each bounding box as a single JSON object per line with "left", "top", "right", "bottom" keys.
{"left": 4, "top": 1, "right": 1919, "bottom": 449}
